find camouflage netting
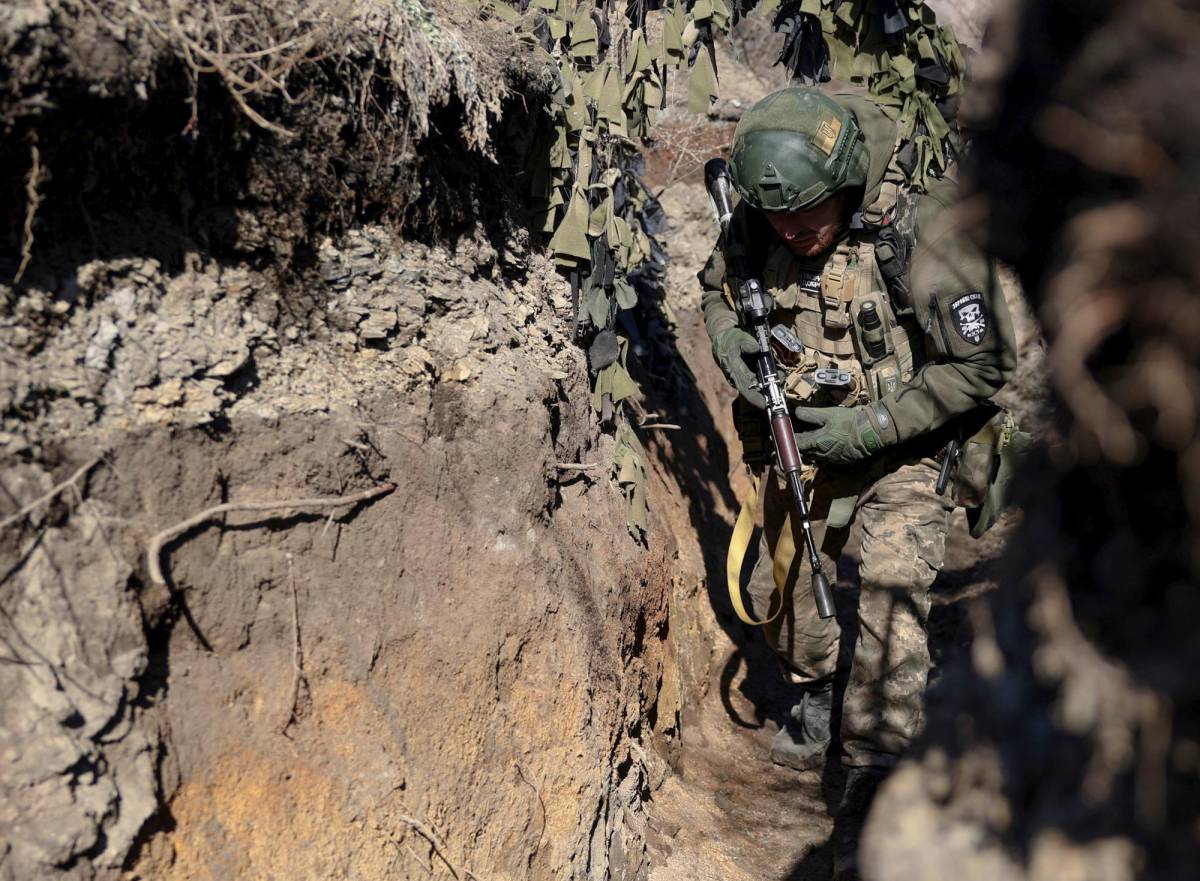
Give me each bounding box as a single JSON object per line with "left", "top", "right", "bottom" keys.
{"left": 485, "top": 0, "right": 969, "bottom": 533}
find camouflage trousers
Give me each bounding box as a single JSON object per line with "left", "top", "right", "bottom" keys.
{"left": 747, "top": 457, "right": 954, "bottom": 768}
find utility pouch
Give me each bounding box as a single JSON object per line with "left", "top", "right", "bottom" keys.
{"left": 820, "top": 247, "right": 853, "bottom": 329}
{"left": 850, "top": 290, "right": 903, "bottom": 402}
{"left": 949, "top": 407, "right": 1034, "bottom": 538}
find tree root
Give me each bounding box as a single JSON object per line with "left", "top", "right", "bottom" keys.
{"left": 515, "top": 763, "right": 546, "bottom": 860}
{"left": 145, "top": 481, "right": 395, "bottom": 587}
{"left": 13, "top": 131, "right": 42, "bottom": 283}
{"left": 280, "top": 552, "right": 306, "bottom": 736}
{"left": 0, "top": 455, "right": 103, "bottom": 532}
{"left": 396, "top": 812, "right": 487, "bottom": 881}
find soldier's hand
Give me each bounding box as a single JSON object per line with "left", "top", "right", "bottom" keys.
{"left": 792, "top": 404, "right": 892, "bottom": 465}
{"left": 712, "top": 326, "right": 766, "bottom": 409}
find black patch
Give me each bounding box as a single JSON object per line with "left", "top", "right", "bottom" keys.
{"left": 797, "top": 270, "right": 822, "bottom": 295}
{"left": 949, "top": 291, "right": 988, "bottom": 345}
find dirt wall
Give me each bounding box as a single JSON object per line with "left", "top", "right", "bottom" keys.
{"left": 1, "top": 234, "right": 722, "bottom": 881}
{"left": 0, "top": 4, "right": 731, "bottom": 879}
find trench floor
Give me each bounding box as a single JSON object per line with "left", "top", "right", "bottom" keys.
{"left": 646, "top": 512, "right": 1007, "bottom": 881}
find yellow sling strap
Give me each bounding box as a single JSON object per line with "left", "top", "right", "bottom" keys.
{"left": 726, "top": 473, "right": 800, "bottom": 627}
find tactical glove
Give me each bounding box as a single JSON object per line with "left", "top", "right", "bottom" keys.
{"left": 711, "top": 326, "right": 766, "bottom": 409}
{"left": 793, "top": 403, "right": 898, "bottom": 465}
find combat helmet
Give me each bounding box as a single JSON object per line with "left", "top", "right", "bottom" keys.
{"left": 730, "top": 88, "right": 869, "bottom": 212}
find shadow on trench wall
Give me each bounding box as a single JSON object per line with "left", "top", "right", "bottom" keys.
{"left": 632, "top": 304, "right": 804, "bottom": 734}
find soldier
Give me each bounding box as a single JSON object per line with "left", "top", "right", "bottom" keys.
{"left": 700, "top": 87, "right": 1017, "bottom": 879}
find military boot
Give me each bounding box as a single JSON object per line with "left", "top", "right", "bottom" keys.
{"left": 769, "top": 681, "right": 835, "bottom": 771}
{"left": 831, "top": 766, "right": 888, "bottom": 881}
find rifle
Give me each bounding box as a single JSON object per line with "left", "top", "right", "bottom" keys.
{"left": 705, "top": 158, "right": 835, "bottom": 621}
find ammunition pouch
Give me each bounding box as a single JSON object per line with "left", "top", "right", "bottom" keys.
{"left": 762, "top": 238, "right": 923, "bottom": 414}
{"left": 947, "top": 406, "right": 1034, "bottom": 538}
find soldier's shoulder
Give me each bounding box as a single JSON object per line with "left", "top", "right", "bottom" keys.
{"left": 911, "top": 176, "right": 963, "bottom": 242}
{"left": 918, "top": 175, "right": 959, "bottom": 212}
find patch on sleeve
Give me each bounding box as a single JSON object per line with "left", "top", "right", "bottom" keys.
{"left": 949, "top": 291, "right": 988, "bottom": 345}
{"left": 812, "top": 111, "right": 842, "bottom": 157}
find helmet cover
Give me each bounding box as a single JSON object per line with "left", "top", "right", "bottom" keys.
{"left": 730, "top": 88, "right": 869, "bottom": 212}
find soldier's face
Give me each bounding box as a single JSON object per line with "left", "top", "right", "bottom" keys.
{"left": 767, "top": 194, "right": 847, "bottom": 257}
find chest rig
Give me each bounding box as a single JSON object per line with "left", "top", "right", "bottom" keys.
{"left": 762, "top": 234, "right": 925, "bottom": 408}
{"left": 759, "top": 126, "right": 927, "bottom": 409}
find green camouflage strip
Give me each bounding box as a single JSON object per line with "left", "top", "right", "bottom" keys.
{"left": 687, "top": 45, "right": 718, "bottom": 114}
{"left": 549, "top": 186, "right": 590, "bottom": 265}
{"left": 593, "top": 338, "right": 639, "bottom": 411}
{"left": 614, "top": 422, "right": 649, "bottom": 538}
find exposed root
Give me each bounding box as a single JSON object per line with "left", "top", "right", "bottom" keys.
{"left": 515, "top": 764, "right": 547, "bottom": 860}
{"left": 124, "top": 0, "right": 348, "bottom": 137}
{"left": 395, "top": 812, "right": 488, "bottom": 881}
{"left": 68, "top": 0, "right": 346, "bottom": 137}
{"left": 145, "top": 481, "right": 396, "bottom": 587}
{"left": 56, "top": 0, "right": 510, "bottom": 152}
{"left": 0, "top": 455, "right": 103, "bottom": 532}
{"left": 13, "top": 132, "right": 42, "bottom": 283}
{"left": 400, "top": 840, "right": 435, "bottom": 876}
{"left": 280, "top": 552, "right": 307, "bottom": 736}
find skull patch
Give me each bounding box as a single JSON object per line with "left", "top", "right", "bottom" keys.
{"left": 950, "top": 292, "right": 988, "bottom": 345}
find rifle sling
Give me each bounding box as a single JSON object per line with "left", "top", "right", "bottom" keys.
{"left": 727, "top": 472, "right": 804, "bottom": 627}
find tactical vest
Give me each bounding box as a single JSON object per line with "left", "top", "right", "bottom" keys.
{"left": 762, "top": 234, "right": 926, "bottom": 410}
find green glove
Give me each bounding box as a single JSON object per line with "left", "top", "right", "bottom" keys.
{"left": 793, "top": 403, "right": 898, "bottom": 465}
{"left": 711, "top": 326, "right": 766, "bottom": 409}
